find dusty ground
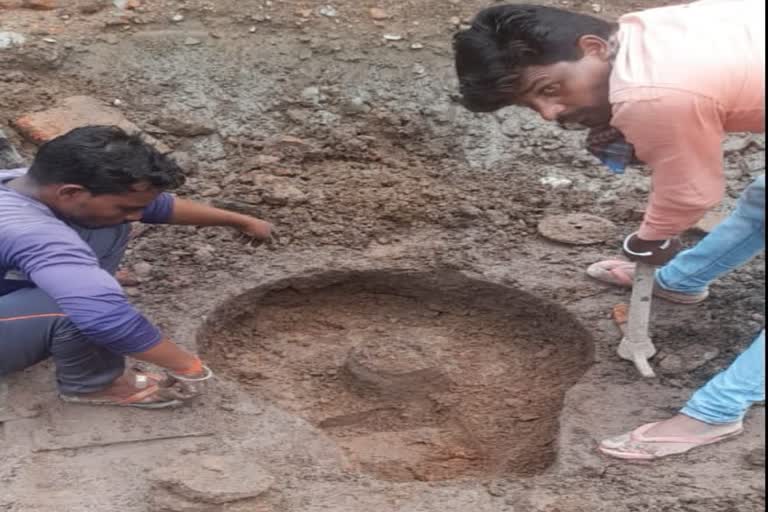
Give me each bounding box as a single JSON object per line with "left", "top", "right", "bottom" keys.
{"left": 0, "top": 1, "right": 765, "bottom": 511}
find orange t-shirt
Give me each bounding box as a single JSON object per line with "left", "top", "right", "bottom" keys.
{"left": 609, "top": 0, "right": 764, "bottom": 240}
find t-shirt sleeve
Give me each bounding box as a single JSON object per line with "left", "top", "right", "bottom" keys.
{"left": 140, "top": 192, "right": 175, "bottom": 224}
{"left": 1, "top": 217, "right": 163, "bottom": 354}
{"left": 610, "top": 89, "right": 726, "bottom": 240}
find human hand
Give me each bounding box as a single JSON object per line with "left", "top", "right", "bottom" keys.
{"left": 160, "top": 361, "right": 214, "bottom": 399}
{"left": 622, "top": 231, "right": 682, "bottom": 266}
{"left": 235, "top": 217, "right": 278, "bottom": 246}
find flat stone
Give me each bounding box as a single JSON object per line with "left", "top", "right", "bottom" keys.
{"left": 152, "top": 114, "right": 215, "bottom": 137}
{"left": 659, "top": 344, "right": 720, "bottom": 374}
{"left": 150, "top": 455, "right": 274, "bottom": 505}
{"left": 537, "top": 213, "right": 618, "bottom": 245}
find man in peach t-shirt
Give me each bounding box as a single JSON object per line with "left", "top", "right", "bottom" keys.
{"left": 453, "top": 1, "right": 764, "bottom": 460}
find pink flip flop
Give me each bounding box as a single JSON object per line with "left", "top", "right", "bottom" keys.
{"left": 586, "top": 259, "right": 709, "bottom": 304}
{"left": 598, "top": 421, "right": 744, "bottom": 461}
{"left": 587, "top": 259, "right": 635, "bottom": 287}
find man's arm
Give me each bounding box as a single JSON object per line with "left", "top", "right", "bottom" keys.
{"left": 612, "top": 90, "right": 726, "bottom": 240}
{"left": 143, "top": 196, "right": 274, "bottom": 241}
{"left": 5, "top": 219, "right": 202, "bottom": 375}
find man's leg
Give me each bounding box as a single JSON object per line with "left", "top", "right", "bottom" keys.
{"left": 0, "top": 287, "right": 125, "bottom": 394}
{"left": 681, "top": 329, "right": 765, "bottom": 424}
{"left": 600, "top": 330, "right": 765, "bottom": 460}
{"left": 656, "top": 174, "right": 765, "bottom": 293}
{"left": 0, "top": 222, "right": 131, "bottom": 393}
{"left": 68, "top": 222, "right": 132, "bottom": 275}
{"left": 587, "top": 175, "right": 765, "bottom": 301}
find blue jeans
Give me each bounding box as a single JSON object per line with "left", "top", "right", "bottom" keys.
{"left": 656, "top": 175, "right": 765, "bottom": 424}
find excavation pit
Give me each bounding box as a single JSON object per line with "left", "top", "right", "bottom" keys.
{"left": 200, "top": 270, "right": 594, "bottom": 482}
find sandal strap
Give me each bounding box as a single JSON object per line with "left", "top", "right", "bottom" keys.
{"left": 117, "top": 384, "right": 163, "bottom": 405}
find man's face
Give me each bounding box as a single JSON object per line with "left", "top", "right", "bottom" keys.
{"left": 512, "top": 35, "right": 613, "bottom": 128}
{"left": 50, "top": 181, "right": 161, "bottom": 228}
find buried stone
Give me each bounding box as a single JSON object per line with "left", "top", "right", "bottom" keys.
{"left": 149, "top": 454, "right": 274, "bottom": 506}
{"left": 537, "top": 213, "right": 618, "bottom": 245}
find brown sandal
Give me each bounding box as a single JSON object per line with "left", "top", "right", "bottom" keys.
{"left": 60, "top": 372, "right": 183, "bottom": 409}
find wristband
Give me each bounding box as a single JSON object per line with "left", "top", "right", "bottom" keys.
{"left": 622, "top": 231, "right": 671, "bottom": 257}
{"left": 168, "top": 364, "right": 214, "bottom": 382}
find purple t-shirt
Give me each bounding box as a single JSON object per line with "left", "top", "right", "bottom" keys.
{"left": 0, "top": 169, "right": 175, "bottom": 354}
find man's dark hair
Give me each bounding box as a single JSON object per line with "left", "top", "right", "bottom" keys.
{"left": 28, "top": 125, "right": 185, "bottom": 194}
{"left": 453, "top": 4, "right": 617, "bottom": 112}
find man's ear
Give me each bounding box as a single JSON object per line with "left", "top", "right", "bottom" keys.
{"left": 55, "top": 184, "right": 89, "bottom": 200}
{"left": 577, "top": 35, "right": 610, "bottom": 60}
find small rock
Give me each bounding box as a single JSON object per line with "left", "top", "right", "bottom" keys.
{"left": 318, "top": 5, "right": 337, "bottom": 17}
{"left": 193, "top": 246, "right": 216, "bottom": 264}
{"left": 457, "top": 204, "right": 482, "bottom": 218}
{"left": 746, "top": 447, "right": 765, "bottom": 467}
{"left": 591, "top": 3, "right": 602, "bottom": 13}
{"left": 296, "top": 8, "right": 312, "bottom": 18}
{"left": 78, "top": 0, "right": 107, "bottom": 14}
{"left": 659, "top": 344, "right": 720, "bottom": 374}
{"left": 171, "top": 13, "right": 184, "bottom": 22}
{"left": 412, "top": 63, "right": 426, "bottom": 75}
{"left": 449, "top": 16, "right": 461, "bottom": 26}
{"left": 383, "top": 34, "right": 403, "bottom": 41}
{"left": 300, "top": 86, "right": 321, "bottom": 103}
{"left": 132, "top": 261, "right": 153, "bottom": 277}
{"left": 539, "top": 176, "right": 573, "bottom": 189}
{"left": 341, "top": 97, "right": 370, "bottom": 115}
{"left": 410, "top": 43, "right": 423, "bottom": 50}
{"left": 22, "top": 0, "right": 59, "bottom": 9}
{"left": 184, "top": 37, "right": 201, "bottom": 46}
{"left": 152, "top": 114, "right": 215, "bottom": 137}
{"left": 0, "top": 32, "right": 26, "bottom": 50}
{"left": 42, "top": 38, "right": 58, "bottom": 44}
{"left": 369, "top": 7, "right": 389, "bottom": 20}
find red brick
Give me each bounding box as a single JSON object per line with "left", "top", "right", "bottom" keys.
{"left": 14, "top": 96, "right": 139, "bottom": 144}
{"left": 21, "top": 0, "right": 59, "bottom": 10}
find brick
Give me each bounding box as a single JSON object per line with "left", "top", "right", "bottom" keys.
{"left": 21, "top": 0, "right": 59, "bottom": 9}
{"left": 13, "top": 95, "right": 170, "bottom": 152}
